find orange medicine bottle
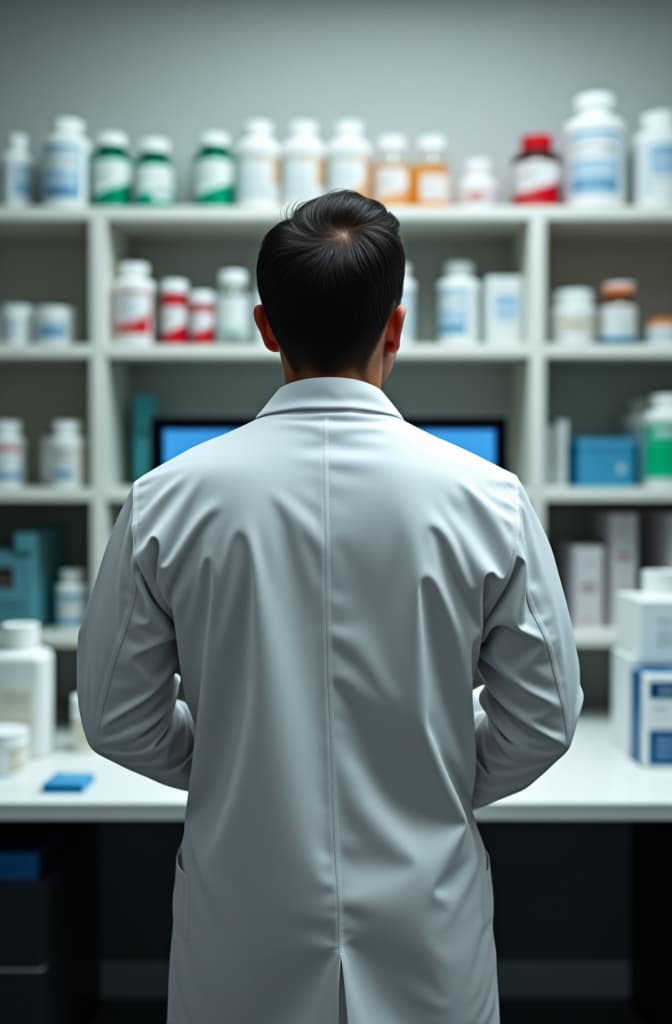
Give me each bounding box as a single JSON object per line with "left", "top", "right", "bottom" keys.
{"left": 373, "top": 133, "right": 413, "bottom": 204}
{"left": 413, "top": 132, "right": 451, "bottom": 205}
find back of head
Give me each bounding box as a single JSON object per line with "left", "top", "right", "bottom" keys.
{"left": 256, "top": 190, "right": 405, "bottom": 376}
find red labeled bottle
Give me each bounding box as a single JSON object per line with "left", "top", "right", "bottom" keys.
{"left": 512, "top": 133, "right": 562, "bottom": 203}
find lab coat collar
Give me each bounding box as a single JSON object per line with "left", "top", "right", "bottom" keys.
{"left": 255, "top": 376, "right": 404, "bottom": 420}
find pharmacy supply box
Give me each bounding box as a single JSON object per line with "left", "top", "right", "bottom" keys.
{"left": 609, "top": 648, "right": 672, "bottom": 764}
{"left": 560, "top": 541, "right": 605, "bottom": 626}
{"left": 594, "top": 510, "right": 640, "bottom": 623}
{"left": 615, "top": 588, "right": 672, "bottom": 661}
{"left": 571, "top": 435, "right": 637, "bottom": 485}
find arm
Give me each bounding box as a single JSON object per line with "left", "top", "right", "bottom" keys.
{"left": 76, "top": 486, "right": 193, "bottom": 790}
{"left": 472, "top": 479, "right": 583, "bottom": 809}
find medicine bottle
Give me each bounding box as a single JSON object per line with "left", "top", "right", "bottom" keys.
{"left": 512, "top": 134, "right": 562, "bottom": 203}
{"left": 0, "top": 619, "right": 56, "bottom": 758}
{"left": 598, "top": 278, "right": 639, "bottom": 343}
{"left": 189, "top": 287, "right": 217, "bottom": 343}
{"left": 44, "top": 418, "right": 85, "bottom": 487}
{"left": 459, "top": 157, "right": 497, "bottom": 205}
{"left": 135, "top": 135, "right": 175, "bottom": 204}
{"left": 483, "top": 273, "right": 523, "bottom": 343}
{"left": 565, "top": 90, "right": 625, "bottom": 206}
{"left": 633, "top": 108, "right": 672, "bottom": 208}
{"left": 552, "top": 286, "right": 596, "bottom": 344}
{"left": 42, "top": 115, "right": 91, "bottom": 207}
{"left": 34, "top": 303, "right": 75, "bottom": 344}
{"left": 159, "top": 276, "right": 190, "bottom": 343}
{"left": 400, "top": 261, "right": 418, "bottom": 342}
{"left": 92, "top": 130, "right": 132, "bottom": 203}
{"left": 112, "top": 259, "right": 156, "bottom": 343}
{"left": 282, "top": 118, "right": 326, "bottom": 204}
{"left": 1, "top": 301, "right": 33, "bottom": 346}
{"left": 326, "top": 118, "right": 372, "bottom": 195}
{"left": 217, "top": 266, "right": 252, "bottom": 341}
{"left": 3, "top": 132, "right": 32, "bottom": 206}
{"left": 0, "top": 418, "right": 26, "bottom": 486}
{"left": 54, "top": 566, "right": 88, "bottom": 627}
{"left": 0, "top": 722, "right": 29, "bottom": 777}
{"left": 373, "top": 133, "right": 412, "bottom": 204}
{"left": 436, "top": 259, "right": 480, "bottom": 342}
{"left": 645, "top": 315, "right": 672, "bottom": 344}
{"left": 193, "top": 130, "right": 235, "bottom": 203}
{"left": 413, "top": 133, "right": 451, "bottom": 206}
{"left": 235, "top": 118, "right": 280, "bottom": 206}
{"left": 69, "top": 691, "right": 89, "bottom": 752}
{"left": 643, "top": 392, "right": 672, "bottom": 486}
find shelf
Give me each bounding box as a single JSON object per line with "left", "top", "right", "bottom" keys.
{"left": 0, "top": 485, "right": 93, "bottom": 505}
{"left": 108, "top": 484, "right": 132, "bottom": 505}
{"left": 0, "top": 207, "right": 88, "bottom": 239}
{"left": 546, "top": 206, "right": 672, "bottom": 238}
{"left": 42, "top": 625, "right": 79, "bottom": 650}
{"left": 0, "top": 343, "right": 92, "bottom": 361}
{"left": 574, "top": 626, "right": 617, "bottom": 651}
{"left": 546, "top": 344, "right": 672, "bottom": 362}
{"left": 544, "top": 485, "right": 672, "bottom": 505}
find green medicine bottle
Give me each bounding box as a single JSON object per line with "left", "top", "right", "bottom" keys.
{"left": 92, "top": 130, "right": 132, "bottom": 203}
{"left": 134, "top": 135, "right": 175, "bottom": 204}
{"left": 193, "top": 130, "right": 235, "bottom": 203}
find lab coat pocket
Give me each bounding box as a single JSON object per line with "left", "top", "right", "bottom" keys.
{"left": 172, "top": 846, "right": 190, "bottom": 945}
{"left": 482, "top": 849, "right": 494, "bottom": 926}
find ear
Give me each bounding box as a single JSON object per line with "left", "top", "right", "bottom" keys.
{"left": 254, "top": 304, "right": 280, "bottom": 352}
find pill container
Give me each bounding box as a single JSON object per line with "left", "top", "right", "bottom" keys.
{"left": 1, "top": 301, "right": 33, "bottom": 345}
{"left": 645, "top": 315, "right": 672, "bottom": 344}
{"left": 34, "top": 302, "right": 75, "bottom": 343}
{"left": 0, "top": 418, "right": 27, "bottom": 486}
{"left": 599, "top": 278, "right": 639, "bottom": 343}
{"left": 0, "top": 619, "right": 55, "bottom": 758}
{"left": 552, "top": 286, "right": 596, "bottom": 344}
{"left": 54, "top": 566, "right": 88, "bottom": 626}
{"left": 0, "top": 722, "right": 30, "bottom": 777}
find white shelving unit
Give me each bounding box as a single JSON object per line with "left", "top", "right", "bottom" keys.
{"left": 1, "top": 205, "right": 671, "bottom": 678}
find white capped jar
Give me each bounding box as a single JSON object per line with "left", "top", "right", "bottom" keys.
{"left": 326, "top": 118, "right": 372, "bottom": 195}
{"left": 235, "top": 118, "right": 280, "bottom": 206}
{"left": 217, "top": 266, "right": 252, "bottom": 342}
{"left": 54, "top": 565, "right": 88, "bottom": 626}
{"left": 282, "top": 118, "right": 326, "bottom": 203}
{"left": 0, "top": 619, "right": 55, "bottom": 758}
{"left": 400, "top": 261, "right": 418, "bottom": 342}
{"left": 1, "top": 301, "right": 33, "bottom": 346}
{"left": 112, "top": 259, "right": 156, "bottom": 343}
{"left": 3, "top": 131, "right": 32, "bottom": 206}
{"left": 41, "top": 115, "right": 91, "bottom": 207}
{"left": 552, "top": 285, "right": 596, "bottom": 343}
{"left": 69, "top": 690, "right": 89, "bottom": 752}
{"left": 565, "top": 89, "right": 625, "bottom": 206}
{"left": 189, "top": 287, "right": 216, "bottom": 343}
{"left": 34, "top": 302, "right": 75, "bottom": 343}
{"left": 436, "top": 259, "right": 480, "bottom": 342}
{"left": 0, "top": 418, "right": 26, "bottom": 486}
{"left": 373, "top": 132, "right": 412, "bottom": 204}
{"left": 43, "top": 418, "right": 85, "bottom": 487}
{"left": 0, "top": 722, "right": 30, "bottom": 777}
{"left": 159, "top": 276, "right": 190, "bottom": 343}
{"left": 645, "top": 315, "right": 672, "bottom": 344}
{"left": 599, "top": 278, "right": 639, "bottom": 343}
{"left": 459, "top": 156, "right": 497, "bottom": 205}
{"left": 633, "top": 107, "right": 672, "bottom": 208}
{"left": 135, "top": 135, "right": 175, "bottom": 203}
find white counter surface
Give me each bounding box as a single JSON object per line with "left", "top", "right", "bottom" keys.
{"left": 0, "top": 712, "right": 670, "bottom": 823}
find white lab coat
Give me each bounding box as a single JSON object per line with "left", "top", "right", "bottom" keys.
{"left": 77, "top": 375, "right": 583, "bottom": 1024}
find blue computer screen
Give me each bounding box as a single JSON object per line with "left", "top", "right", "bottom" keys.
{"left": 156, "top": 421, "right": 503, "bottom": 467}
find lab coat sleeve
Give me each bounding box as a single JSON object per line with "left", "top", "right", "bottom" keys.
{"left": 76, "top": 486, "right": 193, "bottom": 790}
{"left": 472, "top": 479, "right": 583, "bottom": 809}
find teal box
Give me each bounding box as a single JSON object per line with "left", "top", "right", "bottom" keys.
{"left": 571, "top": 434, "right": 638, "bottom": 485}
{"left": 0, "top": 527, "right": 65, "bottom": 622}
{"left": 129, "top": 393, "right": 159, "bottom": 480}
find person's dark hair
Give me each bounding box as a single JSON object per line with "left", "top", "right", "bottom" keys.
{"left": 256, "top": 189, "right": 405, "bottom": 375}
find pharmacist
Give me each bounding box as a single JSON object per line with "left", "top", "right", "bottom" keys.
{"left": 77, "top": 190, "right": 583, "bottom": 1024}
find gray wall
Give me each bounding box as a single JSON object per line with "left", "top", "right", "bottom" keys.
{"left": 1, "top": 0, "right": 671, "bottom": 197}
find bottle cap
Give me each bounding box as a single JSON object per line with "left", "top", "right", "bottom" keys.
{"left": 218, "top": 266, "right": 251, "bottom": 288}
{"left": 573, "top": 89, "right": 616, "bottom": 112}
{"left": 377, "top": 132, "right": 408, "bottom": 153}
{"left": 0, "top": 418, "right": 24, "bottom": 433}
{"left": 464, "top": 156, "right": 492, "bottom": 172}
{"left": 442, "top": 259, "right": 476, "bottom": 276}
{"left": 553, "top": 285, "right": 595, "bottom": 304}
{"left": 8, "top": 131, "right": 30, "bottom": 151}
{"left": 51, "top": 417, "right": 83, "bottom": 433}
{"left": 640, "top": 566, "right": 672, "bottom": 592}
{"left": 189, "top": 287, "right": 216, "bottom": 305}
{"left": 119, "top": 259, "right": 152, "bottom": 277}
{"left": 36, "top": 303, "right": 72, "bottom": 317}
{"left": 0, "top": 619, "right": 42, "bottom": 648}
{"left": 600, "top": 277, "right": 637, "bottom": 300}
{"left": 639, "top": 107, "right": 672, "bottom": 132}
{"left": 416, "top": 132, "right": 447, "bottom": 152}
{"left": 160, "top": 276, "right": 191, "bottom": 294}
{"left": 58, "top": 566, "right": 86, "bottom": 582}
{"left": 244, "top": 118, "right": 275, "bottom": 135}
{"left": 54, "top": 115, "right": 87, "bottom": 135}
{"left": 521, "top": 133, "right": 553, "bottom": 152}
{"left": 200, "top": 130, "right": 232, "bottom": 149}
{"left": 97, "top": 130, "right": 130, "bottom": 149}
{"left": 287, "top": 118, "right": 321, "bottom": 136}
{"left": 649, "top": 391, "right": 672, "bottom": 404}
{"left": 333, "top": 118, "right": 366, "bottom": 135}
{"left": 139, "top": 135, "right": 172, "bottom": 155}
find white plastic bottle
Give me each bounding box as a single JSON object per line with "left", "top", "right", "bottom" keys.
{"left": 282, "top": 118, "right": 326, "bottom": 204}
{"left": 235, "top": 118, "right": 280, "bottom": 206}
{"left": 413, "top": 132, "right": 452, "bottom": 206}
{"left": 634, "top": 108, "right": 672, "bottom": 207}
{"left": 188, "top": 287, "right": 217, "bottom": 343}
{"left": 0, "top": 418, "right": 26, "bottom": 486}
{"left": 1, "top": 301, "right": 33, "bottom": 346}
{"left": 44, "top": 418, "right": 85, "bottom": 486}
{"left": 565, "top": 89, "right": 626, "bottom": 206}
{"left": 54, "top": 566, "right": 88, "bottom": 626}
{"left": 42, "top": 115, "right": 91, "bottom": 206}
{"left": 134, "top": 135, "right": 175, "bottom": 204}
{"left": 459, "top": 157, "right": 497, "bottom": 205}
{"left": 642, "top": 391, "right": 672, "bottom": 486}
{"left": 192, "top": 130, "right": 235, "bottom": 203}
{"left": 373, "top": 133, "right": 412, "bottom": 204}
{"left": 326, "top": 118, "right": 372, "bottom": 195}
{"left": 92, "top": 130, "right": 133, "bottom": 203}
{"left": 217, "top": 267, "right": 252, "bottom": 341}
{"left": 34, "top": 303, "right": 75, "bottom": 344}
{"left": 436, "top": 260, "right": 481, "bottom": 342}
{"left": 112, "top": 259, "right": 156, "bottom": 343}
{"left": 400, "top": 262, "right": 418, "bottom": 342}
{"left": 3, "top": 132, "right": 32, "bottom": 206}
{"left": 0, "top": 619, "right": 56, "bottom": 758}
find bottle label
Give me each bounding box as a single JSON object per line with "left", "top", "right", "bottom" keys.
{"left": 513, "top": 156, "right": 562, "bottom": 201}
{"left": 416, "top": 168, "right": 451, "bottom": 203}
{"left": 374, "top": 165, "right": 411, "bottom": 201}
{"left": 189, "top": 307, "right": 216, "bottom": 341}
{"left": 645, "top": 423, "right": 672, "bottom": 477}
{"left": 50, "top": 441, "right": 83, "bottom": 483}
{"left": 568, "top": 126, "right": 622, "bottom": 196}
{"left": 194, "top": 155, "right": 234, "bottom": 200}
{"left": 283, "top": 156, "right": 324, "bottom": 201}
{"left": 494, "top": 294, "right": 519, "bottom": 321}
{"left": 43, "top": 141, "right": 81, "bottom": 199}
{"left": 328, "top": 156, "right": 369, "bottom": 193}
{"left": 135, "top": 162, "right": 174, "bottom": 203}
{"left": 93, "top": 155, "right": 132, "bottom": 200}
{"left": 238, "top": 157, "right": 278, "bottom": 202}
{"left": 650, "top": 144, "right": 672, "bottom": 175}
{"left": 160, "top": 301, "right": 188, "bottom": 341}
{"left": 6, "top": 161, "right": 31, "bottom": 202}
{"left": 438, "top": 287, "right": 474, "bottom": 338}
{"left": 218, "top": 294, "right": 251, "bottom": 341}
{"left": 599, "top": 301, "right": 639, "bottom": 342}
{"left": 0, "top": 441, "right": 25, "bottom": 482}
{"left": 114, "top": 288, "right": 154, "bottom": 337}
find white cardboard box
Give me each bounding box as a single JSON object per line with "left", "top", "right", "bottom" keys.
{"left": 594, "top": 510, "right": 640, "bottom": 623}
{"left": 560, "top": 541, "right": 605, "bottom": 626}
{"left": 615, "top": 588, "right": 672, "bottom": 661}
{"left": 609, "top": 647, "right": 672, "bottom": 764}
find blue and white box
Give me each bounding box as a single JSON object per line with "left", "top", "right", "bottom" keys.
{"left": 609, "top": 650, "right": 672, "bottom": 764}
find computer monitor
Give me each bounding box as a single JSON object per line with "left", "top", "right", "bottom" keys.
{"left": 154, "top": 418, "right": 505, "bottom": 469}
